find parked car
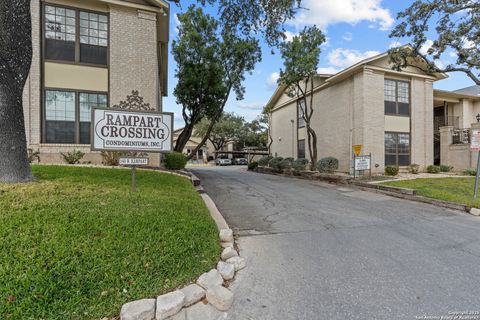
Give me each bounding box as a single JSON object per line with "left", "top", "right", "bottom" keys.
{"left": 216, "top": 158, "right": 232, "bottom": 166}
{"left": 233, "top": 158, "right": 248, "bottom": 165}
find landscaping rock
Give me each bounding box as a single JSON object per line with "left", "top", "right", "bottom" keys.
{"left": 226, "top": 256, "right": 246, "bottom": 271}
{"left": 221, "top": 247, "right": 238, "bottom": 261}
{"left": 180, "top": 284, "right": 205, "bottom": 307}
{"left": 120, "top": 298, "right": 155, "bottom": 320}
{"left": 220, "top": 242, "right": 234, "bottom": 248}
{"left": 217, "top": 261, "right": 235, "bottom": 281}
{"left": 219, "top": 229, "right": 234, "bottom": 242}
{"left": 197, "top": 269, "right": 224, "bottom": 290}
{"left": 206, "top": 285, "right": 234, "bottom": 311}
{"left": 156, "top": 290, "right": 185, "bottom": 320}
{"left": 166, "top": 308, "right": 186, "bottom": 320}
{"left": 470, "top": 208, "right": 480, "bottom": 216}
{"left": 186, "top": 302, "right": 227, "bottom": 320}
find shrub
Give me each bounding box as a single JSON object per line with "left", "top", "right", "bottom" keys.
{"left": 316, "top": 157, "right": 339, "bottom": 173}
{"left": 464, "top": 168, "right": 477, "bottom": 176}
{"left": 28, "top": 148, "right": 40, "bottom": 163}
{"left": 61, "top": 150, "right": 85, "bottom": 164}
{"left": 164, "top": 152, "right": 188, "bottom": 170}
{"left": 282, "top": 157, "right": 294, "bottom": 169}
{"left": 248, "top": 161, "right": 258, "bottom": 171}
{"left": 385, "top": 165, "right": 399, "bottom": 176}
{"left": 101, "top": 151, "right": 122, "bottom": 166}
{"left": 439, "top": 164, "right": 453, "bottom": 172}
{"left": 427, "top": 165, "right": 441, "bottom": 174}
{"left": 292, "top": 158, "right": 309, "bottom": 171}
{"left": 269, "top": 157, "right": 286, "bottom": 172}
{"left": 408, "top": 163, "right": 420, "bottom": 174}
{"left": 258, "top": 156, "right": 273, "bottom": 167}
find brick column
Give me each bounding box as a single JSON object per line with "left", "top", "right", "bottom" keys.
{"left": 439, "top": 126, "right": 453, "bottom": 166}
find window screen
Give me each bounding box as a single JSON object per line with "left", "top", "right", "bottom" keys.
{"left": 44, "top": 5, "right": 76, "bottom": 61}
{"left": 45, "top": 90, "right": 76, "bottom": 143}
{"left": 298, "top": 100, "right": 306, "bottom": 128}
{"left": 384, "top": 132, "right": 410, "bottom": 166}
{"left": 384, "top": 79, "right": 410, "bottom": 116}
{"left": 43, "top": 5, "right": 108, "bottom": 65}
{"left": 79, "top": 11, "right": 108, "bottom": 65}
{"left": 79, "top": 93, "right": 107, "bottom": 144}
{"left": 44, "top": 90, "right": 107, "bottom": 144}
{"left": 298, "top": 139, "right": 306, "bottom": 159}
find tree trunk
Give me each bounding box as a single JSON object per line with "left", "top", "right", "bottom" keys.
{"left": 187, "top": 111, "right": 221, "bottom": 161}
{"left": 0, "top": 85, "right": 32, "bottom": 182}
{"left": 187, "top": 88, "right": 231, "bottom": 160}
{"left": 267, "top": 114, "right": 273, "bottom": 155}
{"left": 0, "top": 1, "right": 33, "bottom": 183}
{"left": 174, "top": 122, "right": 194, "bottom": 153}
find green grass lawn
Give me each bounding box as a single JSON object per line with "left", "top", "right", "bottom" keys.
{"left": 0, "top": 165, "right": 220, "bottom": 320}
{"left": 383, "top": 177, "right": 480, "bottom": 207}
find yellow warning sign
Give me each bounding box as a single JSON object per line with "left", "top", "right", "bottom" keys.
{"left": 353, "top": 144, "right": 362, "bottom": 156}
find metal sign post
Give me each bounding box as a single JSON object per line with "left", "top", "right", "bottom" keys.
{"left": 354, "top": 154, "right": 371, "bottom": 179}
{"left": 470, "top": 129, "right": 480, "bottom": 199}
{"left": 119, "top": 157, "right": 149, "bottom": 193}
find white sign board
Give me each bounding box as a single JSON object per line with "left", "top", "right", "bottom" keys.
{"left": 92, "top": 108, "right": 173, "bottom": 153}
{"left": 119, "top": 157, "right": 149, "bottom": 166}
{"left": 471, "top": 129, "right": 480, "bottom": 152}
{"left": 355, "top": 155, "right": 371, "bottom": 171}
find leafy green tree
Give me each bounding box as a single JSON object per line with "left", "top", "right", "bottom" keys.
{"left": 173, "top": 5, "right": 261, "bottom": 160}
{"left": 389, "top": 0, "right": 480, "bottom": 85}
{"left": 195, "top": 112, "right": 245, "bottom": 157}
{"left": 172, "top": 6, "right": 226, "bottom": 152}
{"left": 238, "top": 115, "right": 268, "bottom": 149}
{"left": 277, "top": 26, "right": 325, "bottom": 169}
{"left": 170, "top": 0, "right": 302, "bottom": 46}
{"left": 0, "top": 1, "right": 33, "bottom": 182}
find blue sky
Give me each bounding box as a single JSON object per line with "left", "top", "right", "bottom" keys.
{"left": 164, "top": 0, "right": 476, "bottom": 129}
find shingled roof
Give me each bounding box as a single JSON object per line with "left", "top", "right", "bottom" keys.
{"left": 454, "top": 85, "right": 480, "bottom": 97}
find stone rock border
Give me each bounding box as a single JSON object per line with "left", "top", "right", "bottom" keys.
{"left": 119, "top": 172, "right": 245, "bottom": 320}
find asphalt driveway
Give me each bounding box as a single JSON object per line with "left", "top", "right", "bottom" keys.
{"left": 191, "top": 166, "right": 480, "bottom": 320}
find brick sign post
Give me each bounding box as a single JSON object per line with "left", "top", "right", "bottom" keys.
{"left": 470, "top": 129, "right": 480, "bottom": 199}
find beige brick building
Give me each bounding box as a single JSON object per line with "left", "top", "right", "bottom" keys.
{"left": 24, "top": 0, "right": 169, "bottom": 164}
{"left": 266, "top": 50, "right": 448, "bottom": 174}
{"left": 435, "top": 86, "right": 480, "bottom": 171}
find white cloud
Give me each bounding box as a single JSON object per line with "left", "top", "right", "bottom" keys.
{"left": 449, "top": 51, "right": 458, "bottom": 59}
{"left": 327, "top": 48, "right": 380, "bottom": 68}
{"left": 266, "top": 72, "right": 280, "bottom": 89}
{"left": 463, "top": 39, "right": 475, "bottom": 49}
{"left": 236, "top": 101, "right": 264, "bottom": 110}
{"left": 291, "top": 0, "right": 394, "bottom": 31}
{"left": 388, "top": 41, "right": 402, "bottom": 49}
{"left": 284, "top": 31, "right": 297, "bottom": 42}
{"left": 173, "top": 14, "right": 180, "bottom": 34}
{"left": 343, "top": 32, "right": 353, "bottom": 41}
{"left": 317, "top": 67, "right": 339, "bottom": 74}
{"left": 419, "top": 40, "right": 434, "bottom": 56}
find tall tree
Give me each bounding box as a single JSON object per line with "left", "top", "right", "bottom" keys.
{"left": 170, "top": 0, "right": 302, "bottom": 46}
{"left": 0, "top": 1, "right": 33, "bottom": 183}
{"left": 278, "top": 26, "right": 325, "bottom": 169}
{"left": 172, "top": 6, "right": 226, "bottom": 152}
{"left": 173, "top": 5, "right": 261, "bottom": 160}
{"left": 195, "top": 112, "right": 245, "bottom": 157}
{"left": 237, "top": 115, "right": 268, "bottom": 149}
{"left": 389, "top": 0, "right": 480, "bottom": 84}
